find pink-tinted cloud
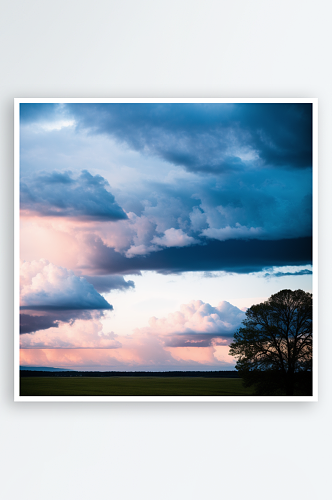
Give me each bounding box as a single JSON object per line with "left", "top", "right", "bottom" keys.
{"left": 134, "top": 300, "right": 245, "bottom": 347}
{"left": 20, "top": 214, "right": 81, "bottom": 269}
{"left": 20, "top": 342, "right": 236, "bottom": 371}
{"left": 20, "top": 314, "right": 120, "bottom": 349}
{"left": 20, "top": 305, "right": 238, "bottom": 370}
{"left": 20, "top": 266, "right": 241, "bottom": 369}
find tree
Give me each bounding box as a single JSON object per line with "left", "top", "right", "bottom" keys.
{"left": 229, "top": 289, "right": 312, "bottom": 396}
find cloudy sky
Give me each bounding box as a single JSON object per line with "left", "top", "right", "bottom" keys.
{"left": 19, "top": 101, "right": 313, "bottom": 371}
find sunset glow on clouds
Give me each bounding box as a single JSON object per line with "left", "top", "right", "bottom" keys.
{"left": 19, "top": 101, "right": 313, "bottom": 370}
{"left": 134, "top": 300, "right": 245, "bottom": 347}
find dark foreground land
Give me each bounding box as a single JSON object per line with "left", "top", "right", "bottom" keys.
{"left": 20, "top": 372, "right": 254, "bottom": 396}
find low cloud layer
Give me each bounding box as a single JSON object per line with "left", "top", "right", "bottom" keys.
{"left": 81, "top": 234, "right": 312, "bottom": 275}
{"left": 20, "top": 298, "right": 246, "bottom": 350}
{"left": 20, "top": 310, "right": 98, "bottom": 334}
{"left": 20, "top": 299, "right": 241, "bottom": 368}
{"left": 21, "top": 170, "right": 127, "bottom": 221}
{"left": 20, "top": 345, "right": 235, "bottom": 371}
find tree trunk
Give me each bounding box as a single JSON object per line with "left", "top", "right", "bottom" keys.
{"left": 285, "top": 372, "right": 294, "bottom": 396}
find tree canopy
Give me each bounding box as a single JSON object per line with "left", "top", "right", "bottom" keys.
{"left": 229, "top": 289, "right": 312, "bottom": 395}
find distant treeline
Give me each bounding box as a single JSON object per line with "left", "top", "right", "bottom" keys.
{"left": 20, "top": 370, "right": 240, "bottom": 378}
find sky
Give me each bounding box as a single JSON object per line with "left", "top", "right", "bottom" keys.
{"left": 19, "top": 101, "right": 313, "bottom": 371}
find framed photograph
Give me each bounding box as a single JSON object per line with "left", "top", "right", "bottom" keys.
{"left": 14, "top": 98, "right": 317, "bottom": 402}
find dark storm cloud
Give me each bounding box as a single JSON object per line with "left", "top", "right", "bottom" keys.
{"left": 82, "top": 234, "right": 312, "bottom": 275}
{"left": 20, "top": 310, "right": 99, "bottom": 334}
{"left": 19, "top": 103, "right": 313, "bottom": 267}
{"left": 20, "top": 170, "right": 127, "bottom": 220}
{"left": 83, "top": 275, "right": 135, "bottom": 293}
{"left": 20, "top": 313, "right": 59, "bottom": 334}
{"left": 65, "top": 103, "right": 312, "bottom": 172}
{"left": 191, "top": 169, "right": 311, "bottom": 241}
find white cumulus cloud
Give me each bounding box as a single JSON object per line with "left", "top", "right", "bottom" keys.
{"left": 20, "top": 259, "right": 112, "bottom": 310}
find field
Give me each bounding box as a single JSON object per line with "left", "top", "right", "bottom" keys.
{"left": 20, "top": 376, "right": 255, "bottom": 396}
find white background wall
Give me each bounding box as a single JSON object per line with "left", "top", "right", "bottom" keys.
{"left": 0, "top": 1, "right": 330, "bottom": 499}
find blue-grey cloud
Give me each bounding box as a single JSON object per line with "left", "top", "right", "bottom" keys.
{"left": 100, "top": 165, "right": 311, "bottom": 258}
{"left": 20, "top": 312, "right": 59, "bottom": 333}
{"left": 64, "top": 103, "right": 312, "bottom": 172}
{"left": 20, "top": 103, "right": 59, "bottom": 124}
{"left": 19, "top": 103, "right": 313, "bottom": 251}
{"left": 81, "top": 234, "right": 312, "bottom": 275}
{"left": 195, "top": 170, "right": 312, "bottom": 242}
{"left": 83, "top": 275, "right": 135, "bottom": 293}
{"left": 21, "top": 170, "right": 127, "bottom": 221}
{"left": 263, "top": 269, "right": 312, "bottom": 278}
{"left": 20, "top": 310, "right": 98, "bottom": 334}
{"left": 19, "top": 103, "right": 313, "bottom": 271}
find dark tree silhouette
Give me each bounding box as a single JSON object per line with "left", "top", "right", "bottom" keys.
{"left": 229, "top": 289, "right": 312, "bottom": 396}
